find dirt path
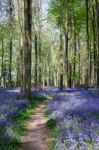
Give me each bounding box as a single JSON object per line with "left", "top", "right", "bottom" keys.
{"left": 18, "top": 101, "right": 48, "bottom": 150}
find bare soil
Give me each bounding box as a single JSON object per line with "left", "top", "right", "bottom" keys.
{"left": 18, "top": 101, "right": 48, "bottom": 150}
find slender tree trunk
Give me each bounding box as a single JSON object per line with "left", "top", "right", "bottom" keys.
{"left": 16, "top": 52, "right": 20, "bottom": 87}
{"left": 20, "top": 36, "right": 24, "bottom": 92}
{"left": 8, "top": 0, "right": 13, "bottom": 87}
{"left": 68, "top": 63, "right": 72, "bottom": 88}
{"left": 38, "top": 32, "right": 42, "bottom": 88}
{"left": 59, "top": 28, "right": 64, "bottom": 90}
{"left": 95, "top": 0, "right": 99, "bottom": 87}
{"left": 85, "top": 0, "right": 90, "bottom": 87}
{"left": 92, "top": 6, "right": 97, "bottom": 85}
{"left": 73, "top": 16, "right": 77, "bottom": 87}
{"left": 35, "top": 33, "right": 38, "bottom": 88}
{"left": 3, "top": 64, "right": 6, "bottom": 87}
{"left": 64, "top": 33, "right": 69, "bottom": 87}
{"left": 17, "top": 0, "right": 24, "bottom": 92}
{"left": 78, "top": 38, "right": 81, "bottom": 86}
{"left": 1, "top": 38, "right": 4, "bottom": 86}
{"left": 9, "top": 38, "right": 13, "bottom": 87}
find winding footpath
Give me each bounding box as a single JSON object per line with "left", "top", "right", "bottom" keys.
{"left": 19, "top": 101, "right": 48, "bottom": 150}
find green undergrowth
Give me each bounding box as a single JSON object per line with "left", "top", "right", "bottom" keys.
{"left": 0, "top": 95, "right": 48, "bottom": 150}
{"left": 45, "top": 109, "right": 60, "bottom": 150}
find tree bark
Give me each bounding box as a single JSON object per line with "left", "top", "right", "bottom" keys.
{"left": 35, "top": 33, "right": 38, "bottom": 88}
{"left": 17, "top": 0, "right": 24, "bottom": 92}
{"left": 73, "top": 16, "right": 77, "bottom": 87}
{"left": 59, "top": 28, "right": 64, "bottom": 90}
{"left": 1, "top": 38, "right": 4, "bottom": 86}
{"left": 8, "top": 0, "right": 13, "bottom": 87}
{"left": 92, "top": 5, "right": 97, "bottom": 85}
{"left": 85, "top": 0, "right": 90, "bottom": 87}
{"left": 95, "top": 0, "right": 99, "bottom": 87}
{"left": 9, "top": 38, "right": 12, "bottom": 87}
{"left": 23, "top": 0, "right": 32, "bottom": 99}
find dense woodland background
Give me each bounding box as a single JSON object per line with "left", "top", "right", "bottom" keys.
{"left": 0, "top": 0, "right": 99, "bottom": 99}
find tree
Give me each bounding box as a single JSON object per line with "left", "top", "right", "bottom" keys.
{"left": 23, "top": 0, "right": 32, "bottom": 99}
{"left": 17, "top": 0, "right": 24, "bottom": 91}
{"left": 8, "top": 0, "right": 14, "bottom": 87}
{"left": 95, "top": 0, "right": 99, "bottom": 87}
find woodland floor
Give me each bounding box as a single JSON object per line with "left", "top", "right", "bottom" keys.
{"left": 18, "top": 101, "right": 48, "bottom": 150}
{"left": 0, "top": 88, "right": 99, "bottom": 150}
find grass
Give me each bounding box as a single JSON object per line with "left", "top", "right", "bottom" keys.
{"left": 0, "top": 95, "right": 48, "bottom": 150}
{"left": 45, "top": 109, "right": 60, "bottom": 150}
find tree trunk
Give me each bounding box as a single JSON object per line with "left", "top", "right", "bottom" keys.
{"left": 59, "top": 28, "right": 64, "bottom": 90}
{"left": 9, "top": 38, "right": 12, "bottom": 87}
{"left": 78, "top": 38, "right": 81, "bottom": 86}
{"left": 38, "top": 32, "right": 42, "bottom": 88}
{"left": 95, "top": 0, "right": 99, "bottom": 87}
{"left": 64, "top": 33, "right": 69, "bottom": 87}
{"left": 35, "top": 33, "right": 38, "bottom": 88}
{"left": 1, "top": 38, "right": 4, "bottom": 86}
{"left": 85, "top": 0, "right": 90, "bottom": 87}
{"left": 8, "top": 0, "right": 13, "bottom": 88}
{"left": 68, "top": 63, "right": 72, "bottom": 88}
{"left": 17, "top": 0, "right": 24, "bottom": 92}
{"left": 92, "top": 5, "right": 97, "bottom": 85}
{"left": 73, "top": 16, "right": 77, "bottom": 87}
{"left": 23, "top": 0, "right": 32, "bottom": 99}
